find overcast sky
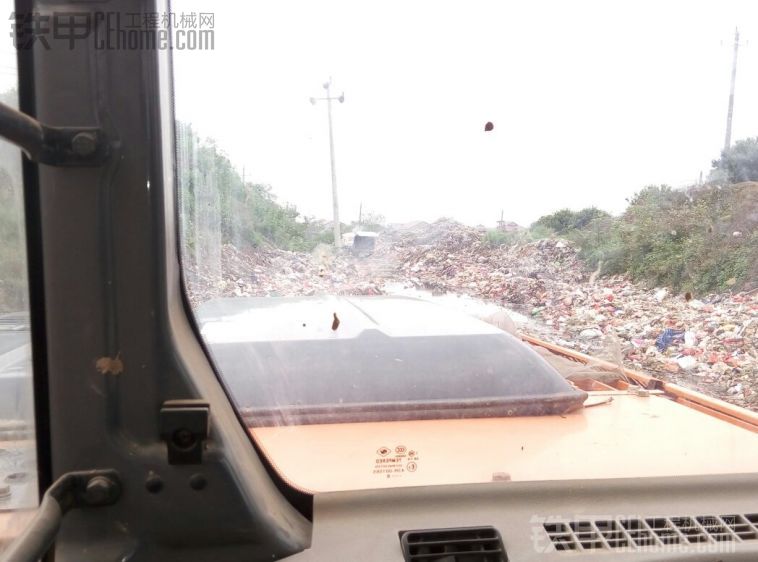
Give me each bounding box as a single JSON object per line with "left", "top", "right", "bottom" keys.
{"left": 172, "top": 1, "right": 758, "bottom": 227}
{"left": 2, "top": 2, "right": 756, "bottom": 227}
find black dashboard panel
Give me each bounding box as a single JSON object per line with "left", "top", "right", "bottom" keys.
{"left": 288, "top": 473, "right": 758, "bottom": 561}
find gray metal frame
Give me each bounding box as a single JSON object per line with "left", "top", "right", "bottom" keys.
{"left": 18, "top": 0, "right": 311, "bottom": 559}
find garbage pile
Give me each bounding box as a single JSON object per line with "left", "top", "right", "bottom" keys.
{"left": 527, "top": 278, "right": 756, "bottom": 410}
{"left": 184, "top": 219, "right": 757, "bottom": 411}
{"left": 183, "top": 242, "right": 383, "bottom": 305}
{"left": 391, "top": 231, "right": 584, "bottom": 306}
{"left": 380, "top": 222, "right": 757, "bottom": 410}
{"left": 382, "top": 218, "right": 479, "bottom": 246}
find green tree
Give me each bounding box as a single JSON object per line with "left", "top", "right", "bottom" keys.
{"left": 532, "top": 207, "right": 610, "bottom": 235}
{"left": 710, "top": 137, "right": 758, "bottom": 183}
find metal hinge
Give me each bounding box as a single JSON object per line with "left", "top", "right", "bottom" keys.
{"left": 160, "top": 399, "right": 210, "bottom": 465}
{"left": 0, "top": 102, "right": 109, "bottom": 166}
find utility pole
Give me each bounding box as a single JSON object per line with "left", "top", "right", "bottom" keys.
{"left": 310, "top": 78, "right": 345, "bottom": 248}
{"left": 724, "top": 27, "right": 740, "bottom": 153}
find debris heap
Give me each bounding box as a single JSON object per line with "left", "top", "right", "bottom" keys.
{"left": 184, "top": 219, "right": 757, "bottom": 411}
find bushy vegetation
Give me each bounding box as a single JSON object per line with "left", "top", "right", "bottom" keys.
{"left": 0, "top": 166, "right": 26, "bottom": 313}
{"left": 176, "top": 122, "right": 331, "bottom": 255}
{"left": 0, "top": 88, "right": 27, "bottom": 313}
{"left": 485, "top": 229, "right": 521, "bottom": 246}
{"left": 531, "top": 138, "right": 758, "bottom": 293}
{"left": 532, "top": 207, "right": 611, "bottom": 235}
{"left": 532, "top": 183, "right": 757, "bottom": 292}
{"left": 483, "top": 227, "right": 546, "bottom": 246}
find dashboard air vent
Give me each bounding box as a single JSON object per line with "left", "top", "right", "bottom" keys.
{"left": 400, "top": 526, "right": 507, "bottom": 562}
{"left": 544, "top": 514, "right": 758, "bottom": 552}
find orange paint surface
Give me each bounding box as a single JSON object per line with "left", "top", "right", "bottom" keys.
{"left": 252, "top": 392, "right": 758, "bottom": 493}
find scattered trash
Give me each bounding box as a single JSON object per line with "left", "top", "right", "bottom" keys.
{"left": 684, "top": 331, "right": 697, "bottom": 346}
{"left": 676, "top": 356, "right": 699, "bottom": 371}
{"left": 727, "top": 383, "right": 743, "bottom": 396}
{"left": 655, "top": 329, "right": 685, "bottom": 352}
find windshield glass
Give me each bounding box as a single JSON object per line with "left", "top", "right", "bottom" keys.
{"left": 173, "top": 1, "right": 758, "bottom": 492}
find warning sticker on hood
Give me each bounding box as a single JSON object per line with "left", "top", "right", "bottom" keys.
{"left": 373, "top": 445, "right": 420, "bottom": 479}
